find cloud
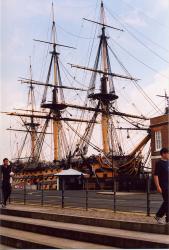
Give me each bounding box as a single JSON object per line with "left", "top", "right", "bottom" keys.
{"left": 122, "top": 9, "right": 146, "bottom": 27}
{"left": 2, "top": 0, "right": 50, "bottom": 18}
{"left": 156, "top": 0, "right": 169, "bottom": 9}
{"left": 145, "top": 0, "right": 169, "bottom": 19}
{"left": 129, "top": 67, "right": 169, "bottom": 117}
{"left": 121, "top": 0, "right": 169, "bottom": 25}
{"left": 1, "top": 0, "right": 95, "bottom": 24}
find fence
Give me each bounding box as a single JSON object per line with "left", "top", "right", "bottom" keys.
{"left": 8, "top": 173, "right": 162, "bottom": 216}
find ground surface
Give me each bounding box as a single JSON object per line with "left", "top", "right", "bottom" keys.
{"left": 3, "top": 203, "right": 159, "bottom": 224}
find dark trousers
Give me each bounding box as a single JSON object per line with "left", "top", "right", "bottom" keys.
{"left": 156, "top": 189, "right": 169, "bottom": 222}
{"left": 2, "top": 183, "right": 11, "bottom": 206}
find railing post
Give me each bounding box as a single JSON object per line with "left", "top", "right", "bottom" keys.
{"left": 85, "top": 178, "right": 88, "bottom": 211}
{"left": 146, "top": 173, "right": 151, "bottom": 216}
{"left": 24, "top": 179, "right": 26, "bottom": 205}
{"left": 111, "top": 141, "right": 117, "bottom": 213}
{"left": 41, "top": 176, "right": 44, "bottom": 206}
{"left": 9, "top": 180, "right": 12, "bottom": 204}
{"left": 9, "top": 194, "right": 11, "bottom": 204}
{"left": 61, "top": 178, "right": 64, "bottom": 208}
{"left": 113, "top": 174, "right": 117, "bottom": 213}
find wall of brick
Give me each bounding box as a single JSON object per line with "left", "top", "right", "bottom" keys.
{"left": 150, "top": 114, "right": 169, "bottom": 173}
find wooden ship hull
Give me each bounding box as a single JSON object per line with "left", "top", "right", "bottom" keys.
{"left": 12, "top": 132, "right": 151, "bottom": 190}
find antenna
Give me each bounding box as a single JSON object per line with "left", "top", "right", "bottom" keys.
{"left": 157, "top": 90, "right": 169, "bottom": 114}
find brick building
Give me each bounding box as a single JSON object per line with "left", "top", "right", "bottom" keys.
{"left": 150, "top": 110, "right": 169, "bottom": 173}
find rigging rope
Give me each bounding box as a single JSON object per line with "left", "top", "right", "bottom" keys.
{"left": 119, "top": 17, "right": 169, "bottom": 53}
{"left": 57, "top": 24, "right": 96, "bottom": 40}
{"left": 108, "top": 44, "right": 162, "bottom": 113}
{"left": 38, "top": 7, "right": 52, "bottom": 82}
{"left": 65, "top": 121, "right": 114, "bottom": 170}
{"left": 105, "top": 6, "right": 169, "bottom": 64}
{"left": 110, "top": 37, "right": 169, "bottom": 80}
{"left": 120, "top": 0, "right": 169, "bottom": 30}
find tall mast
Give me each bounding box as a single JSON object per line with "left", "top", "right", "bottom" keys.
{"left": 52, "top": 3, "right": 60, "bottom": 161}
{"left": 4, "top": 59, "right": 41, "bottom": 162}
{"left": 87, "top": 1, "right": 119, "bottom": 154}
{"left": 40, "top": 2, "right": 72, "bottom": 161}
{"left": 28, "top": 58, "right": 38, "bottom": 159}
{"left": 70, "top": 1, "right": 133, "bottom": 156}
{"left": 100, "top": 1, "right": 110, "bottom": 153}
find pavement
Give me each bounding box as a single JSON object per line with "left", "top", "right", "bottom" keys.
{"left": 1, "top": 203, "right": 158, "bottom": 224}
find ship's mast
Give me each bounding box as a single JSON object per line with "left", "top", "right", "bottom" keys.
{"left": 69, "top": 1, "right": 149, "bottom": 157}
{"left": 52, "top": 4, "right": 60, "bottom": 161}
{"left": 71, "top": 1, "right": 122, "bottom": 155}
{"left": 92, "top": 1, "right": 122, "bottom": 154}
{"left": 100, "top": 1, "right": 110, "bottom": 153}
{"left": 3, "top": 60, "right": 42, "bottom": 162}
{"left": 26, "top": 59, "right": 39, "bottom": 160}
{"left": 39, "top": 3, "right": 76, "bottom": 161}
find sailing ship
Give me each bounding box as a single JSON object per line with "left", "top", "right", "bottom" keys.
{"left": 2, "top": 1, "right": 153, "bottom": 190}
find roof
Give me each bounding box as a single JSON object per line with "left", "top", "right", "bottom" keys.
{"left": 54, "top": 168, "right": 85, "bottom": 176}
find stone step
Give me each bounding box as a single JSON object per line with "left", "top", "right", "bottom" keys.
{"left": 0, "top": 244, "right": 15, "bottom": 250}
{"left": 1, "top": 207, "right": 168, "bottom": 235}
{"left": 0, "top": 214, "right": 169, "bottom": 249}
{"left": 0, "top": 227, "right": 113, "bottom": 249}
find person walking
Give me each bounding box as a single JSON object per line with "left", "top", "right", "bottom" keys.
{"left": 0, "top": 158, "right": 14, "bottom": 208}
{"left": 154, "top": 148, "right": 169, "bottom": 224}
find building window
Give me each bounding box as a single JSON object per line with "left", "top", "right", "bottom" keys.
{"left": 155, "top": 131, "right": 162, "bottom": 151}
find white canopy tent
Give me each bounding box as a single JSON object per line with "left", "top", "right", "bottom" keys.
{"left": 54, "top": 168, "right": 86, "bottom": 190}
{"left": 54, "top": 168, "right": 85, "bottom": 176}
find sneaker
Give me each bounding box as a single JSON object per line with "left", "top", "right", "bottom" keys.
{"left": 164, "top": 221, "right": 169, "bottom": 225}
{"left": 154, "top": 216, "right": 165, "bottom": 224}
{"left": 1, "top": 203, "right": 6, "bottom": 208}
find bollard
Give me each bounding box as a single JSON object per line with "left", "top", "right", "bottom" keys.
{"left": 41, "top": 177, "right": 44, "bottom": 206}
{"left": 61, "top": 178, "right": 64, "bottom": 208}
{"left": 85, "top": 179, "right": 88, "bottom": 211}
{"left": 146, "top": 173, "right": 151, "bottom": 216}
{"left": 24, "top": 179, "right": 26, "bottom": 205}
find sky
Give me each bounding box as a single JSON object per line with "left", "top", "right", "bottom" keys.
{"left": 0, "top": 0, "right": 169, "bottom": 163}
